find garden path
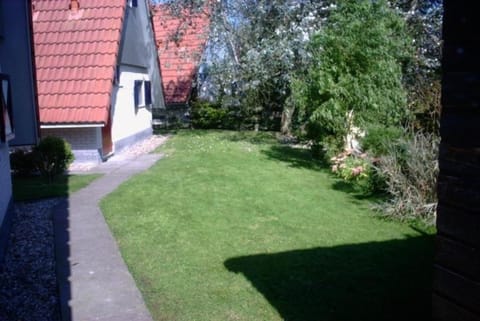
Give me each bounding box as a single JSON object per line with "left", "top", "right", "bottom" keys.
{"left": 53, "top": 136, "right": 168, "bottom": 321}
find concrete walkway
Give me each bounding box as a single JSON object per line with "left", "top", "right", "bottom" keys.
{"left": 53, "top": 153, "right": 163, "bottom": 321}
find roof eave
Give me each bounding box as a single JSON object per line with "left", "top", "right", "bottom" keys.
{"left": 40, "top": 123, "right": 105, "bottom": 129}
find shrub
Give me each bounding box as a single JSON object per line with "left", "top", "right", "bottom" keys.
{"left": 375, "top": 132, "right": 439, "bottom": 224}
{"left": 191, "top": 100, "right": 234, "bottom": 129}
{"left": 330, "top": 150, "right": 383, "bottom": 195}
{"left": 362, "top": 125, "right": 404, "bottom": 157}
{"left": 332, "top": 152, "right": 369, "bottom": 179}
{"left": 34, "top": 136, "right": 74, "bottom": 182}
{"left": 10, "top": 149, "right": 36, "bottom": 176}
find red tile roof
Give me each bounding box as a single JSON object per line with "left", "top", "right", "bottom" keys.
{"left": 152, "top": 5, "right": 210, "bottom": 105}
{"left": 32, "top": 0, "right": 125, "bottom": 124}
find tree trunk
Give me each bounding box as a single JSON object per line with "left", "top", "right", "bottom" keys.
{"left": 280, "top": 105, "right": 295, "bottom": 136}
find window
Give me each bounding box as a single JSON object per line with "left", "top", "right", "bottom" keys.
{"left": 134, "top": 80, "right": 142, "bottom": 107}
{"left": 144, "top": 80, "right": 152, "bottom": 105}
{"left": 128, "top": 0, "right": 138, "bottom": 8}
{"left": 134, "top": 80, "right": 152, "bottom": 108}
{"left": 0, "top": 73, "right": 13, "bottom": 142}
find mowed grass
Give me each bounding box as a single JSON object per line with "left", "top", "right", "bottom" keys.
{"left": 12, "top": 174, "right": 101, "bottom": 201}
{"left": 101, "top": 130, "right": 435, "bottom": 321}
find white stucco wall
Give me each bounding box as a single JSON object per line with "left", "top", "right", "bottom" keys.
{"left": 41, "top": 127, "right": 102, "bottom": 162}
{"left": 0, "top": 142, "right": 12, "bottom": 229}
{"left": 111, "top": 65, "right": 152, "bottom": 152}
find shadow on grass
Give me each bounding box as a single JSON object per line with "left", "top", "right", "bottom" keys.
{"left": 223, "top": 131, "right": 277, "bottom": 145}
{"left": 12, "top": 174, "right": 101, "bottom": 202}
{"left": 263, "top": 144, "right": 390, "bottom": 207}
{"left": 12, "top": 175, "right": 72, "bottom": 202}
{"left": 225, "top": 234, "right": 434, "bottom": 321}
{"left": 153, "top": 128, "right": 216, "bottom": 136}
{"left": 153, "top": 128, "right": 178, "bottom": 136}
{"left": 262, "top": 144, "right": 327, "bottom": 171}
{"left": 330, "top": 180, "right": 387, "bottom": 203}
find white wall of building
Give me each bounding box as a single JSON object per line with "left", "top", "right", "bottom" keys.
{"left": 111, "top": 65, "right": 152, "bottom": 152}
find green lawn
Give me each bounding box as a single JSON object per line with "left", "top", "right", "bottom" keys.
{"left": 101, "top": 130, "right": 435, "bottom": 321}
{"left": 13, "top": 174, "right": 101, "bottom": 201}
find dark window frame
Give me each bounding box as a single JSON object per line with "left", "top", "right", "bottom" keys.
{"left": 114, "top": 65, "right": 120, "bottom": 85}
{"left": 134, "top": 80, "right": 142, "bottom": 107}
{"left": 0, "top": 73, "right": 14, "bottom": 142}
{"left": 144, "top": 80, "right": 152, "bottom": 106}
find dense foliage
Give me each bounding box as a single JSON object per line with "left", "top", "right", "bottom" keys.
{"left": 34, "top": 136, "right": 74, "bottom": 182}
{"left": 10, "top": 136, "right": 74, "bottom": 182}
{"left": 10, "top": 149, "right": 36, "bottom": 177}
{"left": 157, "top": 0, "right": 334, "bottom": 130}
{"left": 190, "top": 100, "right": 237, "bottom": 129}
{"left": 292, "top": 0, "right": 412, "bottom": 156}
{"left": 397, "top": 0, "right": 443, "bottom": 133}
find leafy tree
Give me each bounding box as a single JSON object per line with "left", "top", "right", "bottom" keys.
{"left": 292, "top": 0, "right": 413, "bottom": 156}
{"left": 392, "top": 0, "right": 443, "bottom": 133}
{"left": 154, "top": 0, "right": 334, "bottom": 131}
{"left": 393, "top": 0, "right": 442, "bottom": 75}
{"left": 153, "top": 0, "right": 442, "bottom": 135}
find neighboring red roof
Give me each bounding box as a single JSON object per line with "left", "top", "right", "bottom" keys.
{"left": 32, "top": 0, "right": 125, "bottom": 124}
{"left": 152, "top": 5, "right": 210, "bottom": 105}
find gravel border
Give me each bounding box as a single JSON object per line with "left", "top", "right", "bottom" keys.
{"left": 0, "top": 198, "right": 61, "bottom": 321}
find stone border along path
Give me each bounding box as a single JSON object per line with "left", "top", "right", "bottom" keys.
{"left": 54, "top": 135, "right": 169, "bottom": 321}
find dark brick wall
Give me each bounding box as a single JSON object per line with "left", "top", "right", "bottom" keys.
{"left": 434, "top": 1, "right": 480, "bottom": 320}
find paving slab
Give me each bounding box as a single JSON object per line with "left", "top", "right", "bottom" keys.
{"left": 53, "top": 153, "right": 163, "bottom": 321}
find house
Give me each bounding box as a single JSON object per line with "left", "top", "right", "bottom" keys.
{"left": 151, "top": 4, "right": 210, "bottom": 123}
{"left": 32, "top": 0, "right": 165, "bottom": 163}
{"left": 0, "top": 0, "right": 40, "bottom": 261}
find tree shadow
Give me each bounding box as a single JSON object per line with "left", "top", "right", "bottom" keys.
{"left": 170, "top": 129, "right": 217, "bottom": 136}
{"left": 330, "top": 179, "right": 387, "bottom": 203}
{"left": 261, "top": 144, "right": 328, "bottom": 171}
{"left": 223, "top": 131, "right": 277, "bottom": 145}
{"left": 225, "top": 235, "right": 434, "bottom": 321}
{"left": 12, "top": 175, "right": 74, "bottom": 202}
